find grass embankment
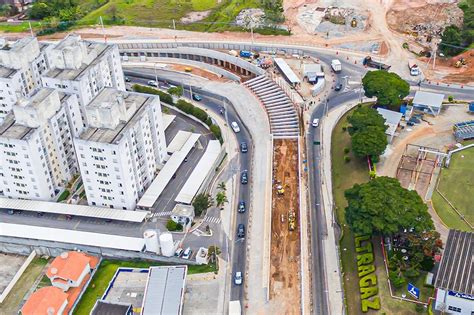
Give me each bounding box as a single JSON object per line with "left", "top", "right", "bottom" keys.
{"left": 0, "top": 257, "right": 49, "bottom": 314}
{"left": 332, "top": 105, "right": 429, "bottom": 314}
{"left": 432, "top": 144, "right": 474, "bottom": 231}
{"left": 74, "top": 259, "right": 216, "bottom": 315}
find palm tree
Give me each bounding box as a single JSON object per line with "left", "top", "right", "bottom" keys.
{"left": 217, "top": 182, "right": 226, "bottom": 191}
{"left": 215, "top": 191, "right": 228, "bottom": 209}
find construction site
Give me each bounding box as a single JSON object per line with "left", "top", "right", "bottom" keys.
{"left": 270, "top": 138, "right": 301, "bottom": 314}
{"left": 396, "top": 144, "right": 442, "bottom": 200}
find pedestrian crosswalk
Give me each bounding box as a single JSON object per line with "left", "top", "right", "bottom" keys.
{"left": 203, "top": 216, "right": 221, "bottom": 224}
{"left": 152, "top": 211, "right": 173, "bottom": 217}
{"left": 192, "top": 229, "right": 205, "bottom": 236}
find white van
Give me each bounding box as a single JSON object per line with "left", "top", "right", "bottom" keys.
{"left": 312, "top": 118, "right": 320, "bottom": 127}
{"left": 231, "top": 121, "right": 241, "bottom": 133}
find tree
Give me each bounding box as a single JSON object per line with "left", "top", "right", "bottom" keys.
{"left": 362, "top": 71, "right": 410, "bottom": 110}
{"left": 217, "top": 182, "right": 226, "bottom": 191}
{"left": 440, "top": 25, "right": 463, "bottom": 56}
{"left": 347, "top": 106, "right": 387, "bottom": 135}
{"left": 168, "top": 86, "right": 183, "bottom": 97}
{"left": 192, "top": 193, "right": 213, "bottom": 216}
{"left": 29, "top": 2, "right": 53, "bottom": 19}
{"left": 351, "top": 126, "right": 388, "bottom": 162}
{"left": 344, "top": 176, "right": 434, "bottom": 235}
{"left": 166, "top": 219, "right": 182, "bottom": 231}
{"left": 208, "top": 245, "right": 221, "bottom": 264}
{"left": 215, "top": 191, "right": 228, "bottom": 208}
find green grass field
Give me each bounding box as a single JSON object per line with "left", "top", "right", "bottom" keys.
{"left": 433, "top": 145, "right": 474, "bottom": 231}
{"left": 74, "top": 259, "right": 217, "bottom": 315}
{"left": 0, "top": 257, "right": 49, "bottom": 314}
{"left": 331, "top": 104, "right": 429, "bottom": 314}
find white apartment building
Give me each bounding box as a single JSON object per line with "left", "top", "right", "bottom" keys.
{"left": 0, "top": 88, "right": 81, "bottom": 200}
{"left": 41, "top": 34, "right": 125, "bottom": 127}
{"left": 0, "top": 36, "right": 50, "bottom": 122}
{"left": 74, "top": 88, "right": 166, "bottom": 210}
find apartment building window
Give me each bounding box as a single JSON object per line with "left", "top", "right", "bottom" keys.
{"left": 448, "top": 306, "right": 461, "bottom": 313}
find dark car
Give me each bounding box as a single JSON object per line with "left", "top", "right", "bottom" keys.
{"left": 241, "top": 171, "right": 248, "bottom": 184}
{"left": 238, "top": 201, "right": 246, "bottom": 213}
{"left": 237, "top": 224, "right": 245, "bottom": 238}
{"left": 334, "top": 83, "right": 343, "bottom": 91}
{"left": 192, "top": 94, "right": 202, "bottom": 101}
{"left": 240, "top": 142, "right": 248, "bottom": 153}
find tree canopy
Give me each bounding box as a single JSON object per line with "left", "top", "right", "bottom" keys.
{"left": 351, "top": 126, "right": 388, "bottom": 161}
{"left": 362, "top": 71, "right": 410, "bottom": 110}
{"left": 192, "top": 193, "right": 214, "bottom": 216}
{"left": 347, "top": 106, "right": 388, "bottom": 162}
{"left": 344, "top": 176, "right": 433, "bottom": 235}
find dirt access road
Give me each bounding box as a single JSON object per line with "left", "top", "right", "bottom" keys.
{"left": 270, "top": 139, "right": 301, "bottom": 314}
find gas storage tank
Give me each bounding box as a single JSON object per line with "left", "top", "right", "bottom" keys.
{"left": 159, "top": 232, "right": 174, "bottom": 257}
{"left": 143, "top": 230, "right": 160, "bottom": 254}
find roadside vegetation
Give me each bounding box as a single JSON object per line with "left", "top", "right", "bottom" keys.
{"left": 74, "top": 259, "right": 217, "bottom": 315}
{"left": 440, "top": 0, "right": 474, "bottom": 56}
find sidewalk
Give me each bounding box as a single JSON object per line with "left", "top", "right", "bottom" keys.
{"left": 319, "top": 102, "right": 359, "bottom": 315}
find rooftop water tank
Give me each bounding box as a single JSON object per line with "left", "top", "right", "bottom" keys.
{"left": 143, "top": 230, "right": 159, "bottom": 254}
{"left": 159, "top": 232, "right": 174, "bottom": 257}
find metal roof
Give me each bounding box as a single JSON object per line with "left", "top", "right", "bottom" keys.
{"left": 175, "top": 140, "right": 221, "bottom": 204}
{"left": 412, "top": 91, "right": 444, "bottom": 109}
{"left": 137, "top": 133, "right": 200, "bottom": 208}
{"left": 435, "top": 229, "right": 473, "bottom": 294}
{"left": 167, "top": 130, "right": 193, "bottom": 154}
{"left": 91, "top": 300, "right": 132, "bottom": 315}
{"left": 273, "top": 58, "right": 300, "bottom": 84}
{"left": 0, "top": 223, "right": 145, "bottom": 251}
{"left": 377, "top": 108, "right": 403, "bottom": 137}
{"left": 0, "top": 197, "right": 149, "bottom": 222}
{"left": 142, "top": 266, "right": 187, "bottom": 315}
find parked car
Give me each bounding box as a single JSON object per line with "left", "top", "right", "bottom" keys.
{"left": 182, "top": 247, "right": 192, "bottom": 259}
{"left": 175, "top": 248, "right": 184, "bottom": 257}
{"left": 147, "top": 80, "right": 158, "bottom": 87}
{"left": 238, "top": 201, "right": 246, "bottom": 213}
{"left": 237, "top": 224, "right": 245, "bottom": 238}
{"left": 125, "top": 76, "right": 131, "bottom": 82}
{"left": 7, "top": 209, "right": 14, "bottom": 215}
{"left": 234, "top": 271, "right": 243, "bottom": 285}
{"left": 192, "top": 94, "right": 202, "bottom": 101}
{"left": 231, "top": 121, "right": 241, "bottom": 133}
{"left": 312, "top": 118, "right": 320, "bottom": 128}
{"left": 334, "top": 83, "right": 343, "bottom": 91}
{"left": 240, "top": 171, "right": 248, "bottom": 184}
{"left": 240, "top": 142, "right": 248, "bottom": 153}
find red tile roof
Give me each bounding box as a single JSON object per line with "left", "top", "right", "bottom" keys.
{"left": 46, "top": 251, "right": 94, "bottom": 282}
{"left": 21, "top": 286, "right": 68, "bottom": 315}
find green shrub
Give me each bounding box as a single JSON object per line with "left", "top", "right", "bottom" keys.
{"left": 191, "top": 106, "right": 209, "bottom": 123}
{"left": 415, "top": 304, "right": 426, "bottom": 313}
{"left": 389, "top": 271, "right": 406, "bottom": 288}
{"left": 420, "top": 256, "right": 435, "bottom": 272}
{"left": 344, "top": 156, "right": 351, "bottom": 163}
{"left": 57, "top": 190, "right": 70, "bottom": 202}
{"left": 448, "top": 95, "right": 454, "bottom": 102}
{"left": 344, "top": 147, "right": 350, "bottom": 154}
{"left": 176, "top": 99, "right": 194, "bottom": 114}
{"left": 166, "top": 219, "right": 182, "bottom": 231}
{"left": 210, "top": 124, "right": 223, "bottom": 143}
{"left": 132, "top": 84, "right": 174, "bottom": 104}
{"left": 403, "top": 267, "right": 420, "bottom": 279}
{"left": 205, "top": 117, "right": 213, "bottom": 127}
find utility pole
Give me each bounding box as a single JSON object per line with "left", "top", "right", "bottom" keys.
{"left": 154, "top": 63, "right": 158, "bottom": 85}
{"left": 172, "top": 19, "right": 176, "bottom": 30}
{"left": 99, "top": 16, "right": 106, "bottom": 43}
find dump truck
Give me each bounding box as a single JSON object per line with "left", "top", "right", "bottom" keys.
{"left": 331, "top": 59, "right": 342, "bottom": 73}
{"left": 288, "top": 210, "right": 296, "bottom": 231}
{"left": 363, "top": 56, "right": 391, "bottom": 70}
{"left": 408, "top": 62, "right": 420, "bottom": 76}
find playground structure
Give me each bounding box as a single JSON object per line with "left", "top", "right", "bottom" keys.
{"left": 396, "top": 144, "right": 445, "bottom": 200}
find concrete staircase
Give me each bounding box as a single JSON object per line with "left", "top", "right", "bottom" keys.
{"left": 244, "top": 76, "right": 299, "bottom": 139}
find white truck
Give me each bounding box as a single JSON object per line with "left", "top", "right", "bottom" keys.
{"left": 408, "top": 62, "right": 420, "bottom": 76}
{"left": 229, "top": 301, "right": 242, "bottom": 315}
{"left": 331, "top": 59, "right": 342, "bottom": 73}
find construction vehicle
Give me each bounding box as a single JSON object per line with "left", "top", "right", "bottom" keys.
{"left": 331, "top": 59, "right": 342, "bottom": 73}
{"left": 276, "top": 184, "right": 285, "bottom": 195}
{"left": 454, "top": 58, "right": 467, "bottom": 68}
{"left": 288, "top": 210, "right": 296, "bottom": 231}
{"left": 363, "top": 56, "right": 391, "bottom": 70}
{"left": 408, "top": 62, "right": 420, "bottom": 76}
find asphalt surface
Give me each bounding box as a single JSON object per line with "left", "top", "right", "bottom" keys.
{"left": 125, "top": 69, "right": 252, "bottom": 301}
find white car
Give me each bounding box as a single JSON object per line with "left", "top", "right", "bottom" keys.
{"left": 231, "top": 121, "right": 241, "bottom": 133}
{"left": 312, "top": 118, "right": 320, "bottom": 128}
{"left": 147, "top": 80, "right": 158, "bottom": 87}
{"left": 182, "top": 247, "right": 192, "bottom": 259}
{"left": 234, "top": 271, "right": 243, "bottom": 285}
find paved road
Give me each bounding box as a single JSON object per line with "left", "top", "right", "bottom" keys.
{"left": 125, "top": 68, "right": 252, "bottom": 301}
